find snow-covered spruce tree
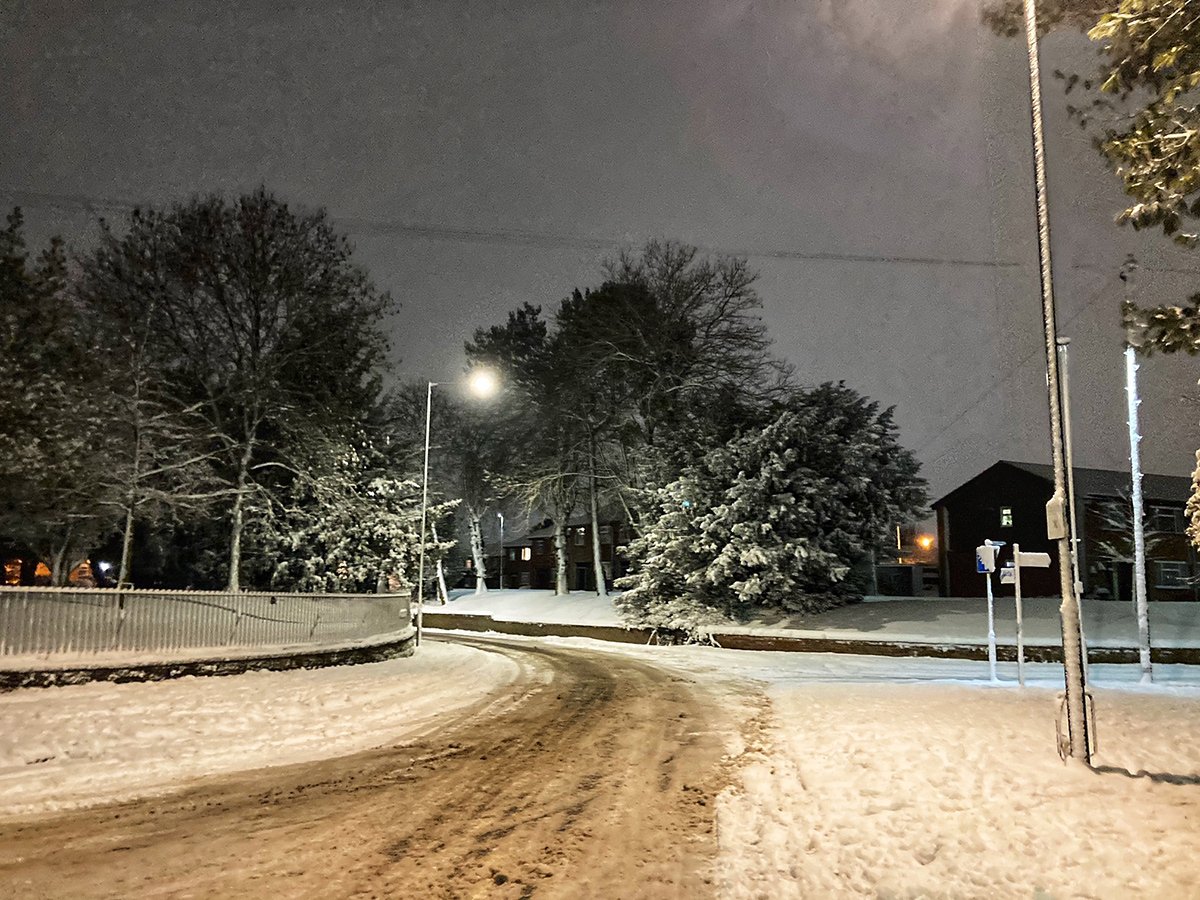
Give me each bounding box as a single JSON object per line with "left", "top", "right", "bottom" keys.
{"left": 617, "top": 383, "right": 925, "bottom": 629}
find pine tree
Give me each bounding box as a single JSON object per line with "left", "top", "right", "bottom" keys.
{"left": 617, "top": 384, "right": 925, "bottom": 630}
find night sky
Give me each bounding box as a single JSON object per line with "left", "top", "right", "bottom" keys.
{"left": 3, "top": 0, "right": 1197, "bottom": 499}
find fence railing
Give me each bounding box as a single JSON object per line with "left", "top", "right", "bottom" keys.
{"left": 0, "top": 586, "right": 411, "bottom": 661}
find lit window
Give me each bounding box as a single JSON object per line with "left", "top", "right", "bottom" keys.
{"left": 574, "top": 528, "right": 586, "bottom": 546}
{"left": 1000, "top": 507, "right": 1013, "bottom": 528}
{"left": 521, "top": 547, "right": 531, "bottom": 561}
{"left": 1156, "top": 560, "right": 1191, "bottom": 589}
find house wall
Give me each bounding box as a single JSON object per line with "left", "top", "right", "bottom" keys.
{"left": 936, "top": 466, "right": 1062, "bottom": 598}
{"left": 936, "top": 463, "right": 1198, "bottom": 600}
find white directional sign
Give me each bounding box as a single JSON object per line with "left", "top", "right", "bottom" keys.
{"left": 1000, "top": 565, "right": 1016, "bottom": 585}
{"left": 1017, "top": 551, "right": 1052, "bottom": 568}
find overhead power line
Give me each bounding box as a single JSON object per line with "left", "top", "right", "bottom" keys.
{"left": 2, "top": 187, "right": 1023, "bottom": 269}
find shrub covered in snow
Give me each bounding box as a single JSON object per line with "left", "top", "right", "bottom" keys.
{"left": 617, "top": 383, "right": 925, "bottom": 628}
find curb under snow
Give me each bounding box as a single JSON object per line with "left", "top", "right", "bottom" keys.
{"left": 421, "top": 612, "right": 1200, "bottom": 665}
{"left": 0, "top": 628, "right": 417, "bottom": 691}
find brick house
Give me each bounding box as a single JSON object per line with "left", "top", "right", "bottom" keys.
{"left": 489, "top": 516, "right": 633, "bottom": 591}
{"left": 933, "top": 460, "right": 1196, "bottom": 600}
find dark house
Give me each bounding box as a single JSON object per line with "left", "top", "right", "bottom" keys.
{"left": 933, "top": 460, "right": 1196, "bottom": 600}
{"left": 489, "top": 516, "right": 633, "bottom": 591}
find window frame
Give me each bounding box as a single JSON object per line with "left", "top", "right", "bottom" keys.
{"left": 1155, "top": 560, "right": 1191, "bottom": 589}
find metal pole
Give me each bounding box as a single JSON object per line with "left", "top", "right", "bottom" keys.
{"left": 416, "top": 381, "right": 436, "bottom": 647}
{"left": 1125, "top": 343, "right": 1153, "bottom": 682}
{"left": 1022, "top": 0, "right": 1090, "bottom": 762}
{"left": 1014, "top": 543, "right": 1026, "bottom": 687}
{"left": 1057, "top": 338, "right": 1091, "bottom": 686}
{"left": 986, "top": 569, "right": 998, "bottom": 683}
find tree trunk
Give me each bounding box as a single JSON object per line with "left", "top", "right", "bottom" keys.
{"left": 117, "top": 503, "right": 136, "bottom": 587}
{"left": 431, "top": 522, "right": 450, "bottom": 604}
{"left": 588, "top": 436, "right": 608, "bottom": 599}
{"left": 226, "top": 438, "right": 256, "bottom": 593}
{"left": 554, "top": 520, "right": 569, "bottom": 596}
{"left": 469, "top": 508, "right": 488, "bottom": 595}
{"left": 117, "top": 380, "right": 144, "bottom": 589}
{"left": 50, "top": 526, "right": 75, "bottom": 586}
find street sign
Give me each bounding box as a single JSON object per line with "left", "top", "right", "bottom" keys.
{"left": 976, "top": 544, "right": 996, "bottom": 574}
{"left": 1018, "top": 551, "right": 1052, "bottom": 568}
{"left": 1000, "top": 565, "right": 1016, "bottom": 585}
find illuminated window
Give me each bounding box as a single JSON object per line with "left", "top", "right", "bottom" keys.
{"left": 1000, "top": 507, "right": 1013, "bottom": 528}
{"left": 521, "top": 547, "right": 531, "bottom": 561}
{"left": 574, "top": 528, "right": 586, "bottom": 546}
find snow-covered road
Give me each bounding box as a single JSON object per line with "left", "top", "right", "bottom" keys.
{"left": 3, "top": 633, "right": 1200, "bottom": 897}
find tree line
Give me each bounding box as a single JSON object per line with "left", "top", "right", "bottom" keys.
{"left": 1, "top": 191, "right": 927, "bottom": 626}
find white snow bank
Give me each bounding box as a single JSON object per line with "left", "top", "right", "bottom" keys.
{"left": 0, "top": 641, "right": 520, "bottom": 818}
{"left": 430, "top": 590, "right": 1200, "bottom": 649}
{"left": 427, "top": 588, "right": 622, "bottom": 626}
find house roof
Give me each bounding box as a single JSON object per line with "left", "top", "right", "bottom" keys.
{"left": 504, "top": 513, "right": 626, "bottom": 547}
{"left": 932, "top": 460, "right": 1192, "bottom": 509}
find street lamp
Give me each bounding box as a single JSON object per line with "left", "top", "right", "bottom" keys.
{"left": 1022, "top": 0, "right": 1091, "bottom": 763}
{"left": 415, "top": 368, "right": 499, "bottom": 646}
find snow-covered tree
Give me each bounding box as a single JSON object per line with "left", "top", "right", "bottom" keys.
{"left": 82, "top": 190, "right": 392, "bottom": 590}
{"left": 617, "top": 383, "right": 926, "bottom": 630}
{"left": 267, "top": 440, "right": 451, "bottom": 593}
{"left": 0, "top": 209, "right": 117, "bottom": 582}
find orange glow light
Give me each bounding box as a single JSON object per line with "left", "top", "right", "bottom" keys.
{"left": 917, "top": 535, "right": 934, "bottom": 551}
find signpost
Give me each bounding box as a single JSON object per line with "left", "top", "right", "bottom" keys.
{"left": 1010, "top": 544, "right": 1050, "bottom": 686}
{"left": 976, "top": 540, "right": 1005, "bottom": 683}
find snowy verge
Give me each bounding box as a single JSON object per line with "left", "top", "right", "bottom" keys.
{"left": 429, "top": 590, "right": 1200, "bottom": 649}
{"left": 0, "top": 639, "right": 520, "bottom": 818}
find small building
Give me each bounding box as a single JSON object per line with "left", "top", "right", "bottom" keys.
{"left": 933, "top": 460, "right": 1196, "bottom": 600}
{"left": 490, "top": 516, "right": 633, "bottom": 591}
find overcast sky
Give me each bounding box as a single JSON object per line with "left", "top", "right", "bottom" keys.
{"left": 3, "top": 0, "right": 1198, "bottom": 499}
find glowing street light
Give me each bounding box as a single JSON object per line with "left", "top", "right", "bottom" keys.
{"left": 415, "top": 367, "right": 500, "bottom": 646}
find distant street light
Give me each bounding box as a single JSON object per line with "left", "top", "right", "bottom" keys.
{"left": 416, "top": 368, "right": 499, "bottom": 646}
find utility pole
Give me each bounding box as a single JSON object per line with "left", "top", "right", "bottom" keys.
{"left": 1022, "top": 0, "right": 1091, "bottom": 763}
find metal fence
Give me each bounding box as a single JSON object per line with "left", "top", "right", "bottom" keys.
{"left": 0, "top": 586, "right": 411, "bottom": 661}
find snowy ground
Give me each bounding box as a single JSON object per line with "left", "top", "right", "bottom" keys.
{"left": 0, "top": 641, "right": 520, "bottom": 817}
{"left": 430, "top": 588, "right": 1200, "bottom": 647}
{"left": 5, "top": 628, "right": 1200, "bottom": 896}
{"left": 516, "top": 637, "right": 1200, "bottom": 898}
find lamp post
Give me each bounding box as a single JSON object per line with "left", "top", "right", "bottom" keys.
{"left": 1022, "top": 0, "right": 1091, "bottom": 763}
{"left": 415, "top": 368, "right": 499, "bottom": 647}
